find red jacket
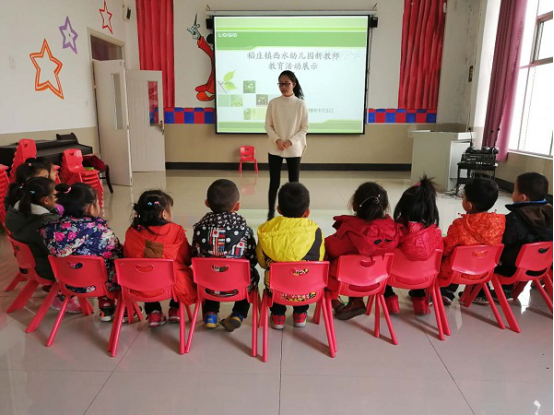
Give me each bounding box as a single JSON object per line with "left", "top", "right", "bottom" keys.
{"left": 325, "top": 215, "right": 399, "bottom": 276}
{"left": 440, "top": 212, "right": 506, "bottom": 276}
{"left": 397, "top": 222, "right": 444, "bottom": 261}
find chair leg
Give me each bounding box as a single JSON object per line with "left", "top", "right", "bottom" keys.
{"left": 379, "top": 295, "right": 398, "bottom": 345}
{"left": 185, "top": 304, "right": 193, "bottom": 322}
{"left": 133, "top": 302, "right": 144, "bottom": 321}
{"left": 179, "top": 304, "right": 186, "bottom": 355}
{"left": 374, "top": 295, "right": 380, "bottom": 338}
{"left": 104, "top": 165, "right": 114, "bottom": 193}
{"left": 107, "top": 300, "right": 123, "bottom": 353}
{"left": 435, "top": 284, "right": 451, "bottom": 336}
{"left": 46, "top": 296, "right": 71, "bottom": 347}
{"left": 185, "top": 301, "right": 201, "bottom": 353}
{"left": 533, "top": 280, "right": 553, "bottom": 313}
{"left": 239, "top": 162, "right": 242, "bottom": 174}
{"left": 321, "top": 297, "right": 336, "bottom": 357}
{"left": 26, "top": 284, "right": 59, "bottom": 333}
{"left": 324, "top": 292, "right": 337, "bottom": 352}
{"left": 79, "top": 298, "right": 93, "bottom": 316}
{"left": 542, "top": 276, "right": 553, "bottom": 301}
{"left": 254, "top": 161, "right": 258, "bottom": 174}
{"left": 366, "top": 295, "right": 374, "bottom": 316}
{"left": 482, "top": 282, "right": 507, "bottom": 330}
{"left": 490, "top": 277, "right": 519, "bottom": 332}
{"left": 7, "top": 280, "right": 39, "bottom": 313}
{"left": 430, "top": 284, "right": 445, "bottom": 341}
{"left": 109, "top": 300, "right": 126, "bottom": 357}
{"left": 5, "top": 273, "right": 25, "bottom": 292}
{"left": 313, "top": 300, "right": 322, "bottom": 324}
{"left": 463, "top": 283, "right": 483, "bottom": 307}
{"left": 262, "top": 295, "right": 269, "bottom": 363}
{"left": 251, "top": 291, "right": 258, "bottom": 357}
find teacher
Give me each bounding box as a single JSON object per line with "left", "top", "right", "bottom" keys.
{"left": 264, "top": 70, "right": 309, "bottom": 221}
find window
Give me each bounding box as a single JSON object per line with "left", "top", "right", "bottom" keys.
{"left": 509, "top": 0, "right": 553, "bottom": 157}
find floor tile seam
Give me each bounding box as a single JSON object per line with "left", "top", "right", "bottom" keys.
{"left": 278, "top": 372, "right": 456, "bottom": 381}
{"left": 278, "top": 330, "right": 284, "bottom": 415}
{"left": 0, "top": 368, "right": 115, "bottom": 373}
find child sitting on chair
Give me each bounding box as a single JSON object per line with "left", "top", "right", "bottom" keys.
{"left": 439, "top": 178, "right": 505, "bottom": 304}
{"left": 124, "top": 190, "right": 196, "bottom": 328}
{"left": 257, "top": 182, "right": 325, "bottom": 330}
{"left": 193, "top": 179, "right": 260, "bottom": 332}
{"left": 41, "top": 183, "right": 122, "bottom": 320}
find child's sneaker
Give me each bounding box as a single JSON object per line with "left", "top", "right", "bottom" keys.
{"left": 385, "top": 295, "right": 400, "bottom": 314}
{"left": 147, "top": 310, "right": 167, "bottom": 327}
{"left": 50, "top": 295, "right": 83, "bottom": 314}
{"left": 271, "top": 314, "right": 286, "bottom": 330}
{"left": 220, "top": 313, "right": 244, "bottom": 332}
{"left": 204, "top": 312, "right": 220, "bottom": 329}
{"left": 122, "top": 306, "right": 143, "bottom": 324}
{"left": 168, "top": 307, "right": 180, "bottom": 323}
{"left": 293, "top": 312, "right": 308, "bottom": 328}
{"left": 98, "top": 297, "right": 115, "bottom": 322}
{"left": 410, "top": 296, "right": 430, "bottom": 315}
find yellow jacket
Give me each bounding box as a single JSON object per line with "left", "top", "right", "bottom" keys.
{"left": 257, "top": 216, "right": 325, "bottom": 298}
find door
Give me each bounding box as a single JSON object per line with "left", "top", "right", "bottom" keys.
{"left": 126, "top": 70, "right": 166, "bottom": 171}
{"left": 92, "top": 59, "right": 133, "bottom": 186}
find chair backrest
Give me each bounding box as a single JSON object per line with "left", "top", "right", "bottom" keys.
{"left": 10, "top": 139, "right": 37, "bottom": 182}
{"left": 335, "top": 254, "right": 394, "bottom": 296}
{"left": 114, "top": 258, "right": 176, "bottom": 302}
{"left": 513, "top": 241, "right": 553, "bottom": 280}
{"left": 191, "top": 258, "right": 251, "bottom": 303}
{"left": 269, "top": 261, "right": 329, "bottom": 305}
{"left": 0, "top": 165, "right": 9, "bottom": 225}
{"left": 8, "top": 236, "right": 43, "bottom": 282}
{"left": 449, "top": 244, "right": 503, "bottom": 281}
{"left": 240, "top": 146, "right": 255, "bottom": 158}
{"left": 388, "top": 249, "right": 443, "bottom": 289}
{"left": 63, "top": 149, "right": 85, "bottom": 170}
{"left": 49, "top": 255, "right": 110, "bottom": 297}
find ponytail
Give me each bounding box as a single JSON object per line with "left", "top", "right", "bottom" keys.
{"left": 17, "top": 177, "right": 56, "bottom": 214}
{"left": 394, "top": 175, "right": 440, "bottom": 227}
{"left": 55, "top": 183, "right": 97, "bottom": 218}
{"left": 5, "top": 162, "right": 48, "bottom": 208}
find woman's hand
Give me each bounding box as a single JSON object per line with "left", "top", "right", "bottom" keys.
{"left": 284, "top": 140, "right": 293, "bottom": 149}
{"left": 276, "top": 139, "right": 286, "bottom": 151}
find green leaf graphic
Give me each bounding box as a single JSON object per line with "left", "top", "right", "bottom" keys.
{"left": 224, "top": 81, "right": 236, "bottom": 90}
{"left": 223, "top": 70, "right": 235, "bottom": 82}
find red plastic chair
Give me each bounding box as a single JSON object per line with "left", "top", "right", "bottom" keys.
{"left": 9, "top": 139, "right": 37, "bottom": 183}
{"left": 388, "top": 249, "right": 445, "bottom": 340}
{"left": 186, "top": 258, "right": 260, "bottom": 355}
{"left": 260, "top": 261, "right": 335, "bottom": 362}
{"left": 0, "top": 164, "right": 9, "bottom": 226}
{"left": 436, "top": 244, "right": 504, "bottom": 336}
{"left": 44, "top": 256, "right": 120, "bottom": 346}
{"left": 61, "top": 149, "right": 104, "bottom": 208}
{"left": 239, "top": 146, "right": 258, "bottom": 174}
{"left": 318, "top": 254, "right": 397, "bottom": 346}
{"left": 5, "top": 237, "right": 60, "bottom": 333}
{"left": 109, "top": 259, "right": 187, "bottom": 356}
{"left": 491, "top": 242, "right": 553, "bottom": 333}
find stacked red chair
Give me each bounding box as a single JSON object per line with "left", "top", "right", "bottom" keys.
{"left": 0, "top": 164, "right": 9, "bottom": 226}
{"left": 61, "top": 149, "right": 104, "bottom": 208}
{"left": 9, "top": 139, "right": 37, "bottom": 183}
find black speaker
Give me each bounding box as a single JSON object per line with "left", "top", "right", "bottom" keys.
{"left": 206, "top": 18, "right": 214, "bottom": 30}
{"left": 370, "top": 16, "right": 378, "bottom": 28}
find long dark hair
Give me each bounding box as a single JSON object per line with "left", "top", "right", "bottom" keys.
{"left": 5, "top": 162, "right": 49, "bottom": 208}
{"left": 18, "top": 177, "right": 56, "bottom": 215}
{"left": 350, "top": 182, "right": 389, "bottom": 221}
{"left": 55, "top": 183, "right": 97, "bottom": 218}
{"left": 279, "top": 70, "right": 304, "bottom": 99}
{"left": 394, "top": 176, "right": 440, "bottom": 227}
{"left": 131, "top": 190, "right": 174, "bottom": 233}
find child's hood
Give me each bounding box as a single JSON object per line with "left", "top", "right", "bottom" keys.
{"left": 456, "top": 212, "right": 506, "bottom": 243}
{"left": 6, "top": 203, "right": 58, "bottom": 234}
{"left": 257, "top": 216, "right": 321, "bottom": 262}
{"left": 398, "top": 222, "right": 444, "bottom": 261}
{"left": 124, "top": 223, "right": 185, "bottom": 258}
{"left": 332, "top": 215, "right": 398, "bottom": 240}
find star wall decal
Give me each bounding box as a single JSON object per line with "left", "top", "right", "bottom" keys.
{"left": 59, "top": 16, "right": 79, "bottom": 54}
{"left": 99, "top": 0, "right": 113, "bottom": 34}
{"left": 29, "top": 39, "right": 64, "bottom": 99}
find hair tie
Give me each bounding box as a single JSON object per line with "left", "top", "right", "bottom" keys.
{"left": 413, "top": 182, "right": 421, "bottom": 187}
{"left": 360, "top": 195, "right": 381, "bottom": 206}
{"left": 29, "top": 190, "right": 35, "bottom": 195}
{"left": 63, "top": 187, "right": 71, "bottom": 194}
{"left": 147, "top": 202, "right": 153, "bottom": 206}
{"left": 154, "top": 201, "right": 160, "bottom": 205}
{"left": 28, "top": 163, "right": 32, "bottom": 167}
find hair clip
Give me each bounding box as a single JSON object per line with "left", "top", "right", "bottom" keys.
{"left": 19, "top": 185, "right": 24, "bottom": 189}
{"left": 360, "top": 195, "right": 381, "bottom": 206}
{"left": 154, "top": 201, "right": 160, "bottom": 205}
{"left": 63, "top": 186, "right": 71, "bottom": 194}
{"left": 147, "top": 202, "right": 153, "bottom": 206}
{"left": 28, "top": 163, "right": 32, "bottom": 167}
{"left": 413, "top": 182, "right": 421, "bottom": 187}
{"left": 29, "top": 190, "right": 35, "bottom": 194}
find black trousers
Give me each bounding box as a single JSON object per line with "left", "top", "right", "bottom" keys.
{"left": 270, "top": 304, "right": 309, "bottom": 315}
{"left": 144, "top": 299, "right": 179, "bottom": 315}
{"left": 203, "top": 299, "right": 250, "bottom": 318}
{"left": 268, "top": 153, "right": 301, "bottom": 213}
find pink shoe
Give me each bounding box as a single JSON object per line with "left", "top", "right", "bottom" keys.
{"left": 385, "top": 295, "right": 400, "bottom": 315}
{"left": 168, "top": 307, "right": 180, "bottom": 323}
{"left": 410, "top": 296, "right": 431, "bottom": 315}
{"left": 50, "top": 296, "right": 83, "bottom": 314}
{"left": 293, "top": 312, "right": 307, "bottom": 328}
{"left": 147, "top": 310, "right": 167, "bottom": 328}
{"left": 270, "top": 314, "right": 285, "bottom": 330}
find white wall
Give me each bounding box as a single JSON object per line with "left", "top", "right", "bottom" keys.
{"left": 173, "top": 0, "right": 403, "bottom": 109}
{"left": 0, "top": 0, "right": 133, "bottom": 135}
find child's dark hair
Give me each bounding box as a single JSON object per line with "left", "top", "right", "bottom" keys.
{"left": 131, "top": 190, "right": 174, "bottom": 232}
{"left": 464, "top": 178, "right": 499, "bottom": 212}
{"left": 279, "top": 70, "right": 304, "bottom": 99}
{"left": 17, "top": 177, "right": 56, "bottom": 215}
{"left": 516, "top": 172, "right": 549, "bottom": 201}
{"left": 350, "top": 182, "right": 389, "bottom": 221}
{"left": 394, "top": 176, "right": 440, "bottom": 227}
{"left": 26, "top": 157, "right": 54, "bottom": 175}
{"left": 207, "top": 179, "right": 239, "bottom": 213}
{"left": 278, "top": 182, "right": 310, "bottom": 218}
{"left": 5, "top": 162, "right": 49, "bottom": 208}
{"left": 55, "top": 183, "right": 97, "bottom": 217}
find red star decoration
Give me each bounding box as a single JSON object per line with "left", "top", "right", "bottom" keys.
{"left": 29, "top": 39, "right": 64, "bottom": 100}
{"left": 99, "top": 0, "right": 113, "bottom": 34}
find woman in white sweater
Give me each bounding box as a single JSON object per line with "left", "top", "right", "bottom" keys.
{"left": 264, "top": 71, "right": 309, "bottom": 220}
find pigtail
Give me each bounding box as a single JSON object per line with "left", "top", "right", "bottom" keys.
{"left": 17, "top": 177, "right": 56, "bottom": 215}
{"left": 394, "top": 175, "right": 439, "bottom": 227}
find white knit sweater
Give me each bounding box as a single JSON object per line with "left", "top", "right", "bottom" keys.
{"left": 265, "top": 95, "right": 309, "bottom": 158}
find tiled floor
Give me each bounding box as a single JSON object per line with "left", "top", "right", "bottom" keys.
{"left": 0, "top": 170, "right": 551, "bottom": 415}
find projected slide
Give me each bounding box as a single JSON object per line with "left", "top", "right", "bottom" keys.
{"left": 214, "top": 16, "right": 369, "bottom": 134}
